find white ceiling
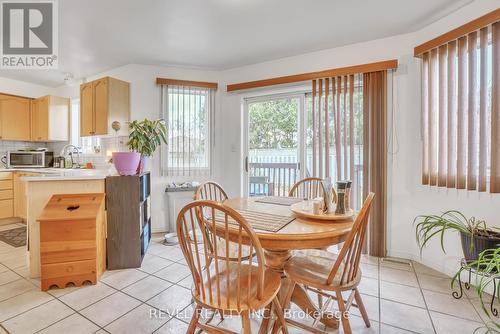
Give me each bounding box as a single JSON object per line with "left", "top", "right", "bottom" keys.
{"left": 0, "top": 0, "right": 473, "bottom": 87}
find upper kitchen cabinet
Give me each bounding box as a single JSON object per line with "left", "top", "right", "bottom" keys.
{"left": 31, "top": 95, "right": 70, "bottom": 142}
{"left": 0, "top": 94, "right": 31, "bottom": 141}
{"left": 80, "top": 77, "right": 130, "bottom": 137}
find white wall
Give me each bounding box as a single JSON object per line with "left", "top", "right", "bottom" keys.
{"left": 55, "top": 64, "right": 222, "bottom": 233}
{"left": 0, "top": 0, "right": 498, "bottom": 276}
{"left": 0, "top": 77, "right": 55, "bottom": 97}
{"left": 217, "top": 0, "right": 500, "bottom": 276}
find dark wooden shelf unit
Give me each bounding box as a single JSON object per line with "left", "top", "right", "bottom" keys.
{"left": 105, "top": 172, "right": 151, "bottom": 269}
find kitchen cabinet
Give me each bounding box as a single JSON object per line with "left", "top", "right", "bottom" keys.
{"left": 31, "top": 95, "right": 69, "bottom": 142}
{"left": 14, "top": 172, "right": 39, "bottom": 220}
{"left": 80, "top": 77, "right": 130, "bottom": 137}
{"left": 0, "top": 172, "right": 13, "bottom": 219}
{"left": 0, "top": 94, "right": 31, "bottom": 141}
{"left": 0, "top": 171, "right": 41, "bottom": 221}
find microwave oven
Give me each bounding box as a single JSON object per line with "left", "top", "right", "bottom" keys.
{"left": 7, "top": 151, "right": 54, "bottom": 168}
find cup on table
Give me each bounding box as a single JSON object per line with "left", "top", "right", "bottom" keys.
{"left": 312, "top": 200, "right": 322, "bottom": 215}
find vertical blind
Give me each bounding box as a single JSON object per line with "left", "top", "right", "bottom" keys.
{"left": 160, "top": 85, "right": 216, "bottom": 176}
{"left": 309, "top": 71, "right": 389, "bottom": 257}
{"left": 309, "top": 74, "right": 364, "bottom": 209}
{"left": 421, "top": 21, "right": 500, "bottom": 192}
{"left": 363, "top": 71, "right": 388, "bottom": 257}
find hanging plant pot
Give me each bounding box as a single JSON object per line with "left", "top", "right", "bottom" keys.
{"left": 112, "top": 152, "right": 141, "bottom": 176}
{"left": 460, "top": 231, "right": 500, "bottom": 263}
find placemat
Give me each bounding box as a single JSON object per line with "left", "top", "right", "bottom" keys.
{"left": 215, "top": 209, "right": 295, "bottom": 232}
{"left": 254, "top": 196, "right": 304, "bottom": 206}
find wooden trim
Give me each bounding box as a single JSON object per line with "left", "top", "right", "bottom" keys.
{"left": 0, "top": 92, "right": 34, "bottom": 100}
{"left": 156, "top": 78, "right": 218, "bottom": 89}
{"left": 226, "top": 60, "right": 398, "bottom": 92}
{"left": 414, "top": 8, "right": 500, "bottom": 57}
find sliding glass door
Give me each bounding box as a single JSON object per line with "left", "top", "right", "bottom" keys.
{"left": 243, "top": 94, "right": 305, "bottom": 197}
{"left": 243, "top": 82, "right": 365, "bottom": 210}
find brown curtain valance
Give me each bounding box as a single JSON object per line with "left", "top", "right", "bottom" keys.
{"left": 156, "top": 78, "right": 218, "bottom": 90}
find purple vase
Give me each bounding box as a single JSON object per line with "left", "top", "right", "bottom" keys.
{"left": 112, "top": 152, "right": 140, "bottom": 176}
{"left": 136, "top": 155, "right": 149, "bottom": 175}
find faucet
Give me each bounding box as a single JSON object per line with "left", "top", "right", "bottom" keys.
{"left": 59, "top": 144, "right": 82, "bottom": 168}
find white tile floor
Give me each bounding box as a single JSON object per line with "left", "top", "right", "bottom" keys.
{"left": 0, "top": 223, "right": 497, "bottom": 334}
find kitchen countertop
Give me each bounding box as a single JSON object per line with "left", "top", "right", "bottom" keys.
{"left": 0, "top": 168, "right": 117, "bottom": 181}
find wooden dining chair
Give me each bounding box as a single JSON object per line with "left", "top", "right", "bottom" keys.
{"left": 288, "top": 177, "right": 339, "bottom": 308}
{"left": 194, "top": 181, "right": 255, "bottom": 262}
{"left": 194, "top": 181, "right": 229, "bottom": 203}
{"left": 277, "top": 193, "right": 375, "bottom": 334}
{"left": 288, "top": 177, "right": 337, "bottom": 203}
{"left": 177, "top": 200, "right": 289, "bottom": 334}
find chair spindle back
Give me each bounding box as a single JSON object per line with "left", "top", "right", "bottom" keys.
{"left": 194, "top": 181, "right": 228, "bottom": 202}
{"left": 177, "top": 200, "right": 265, "bottom": 311}
{"left": 327, "top": 192, "right": 375, "bottom": 286}
{"left": 288, "top": 177, "right": 326, "bottom": 199}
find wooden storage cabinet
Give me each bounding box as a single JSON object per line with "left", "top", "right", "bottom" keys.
{"left": 14, "top": 172, "right": 39, "bottom": 220}
{"left": 39, "top": 193, "right": 106, "bottom": 291}
{"left": 0, "top": 94, "right": 31, "bottom": 141}
{"left": 80, "top": 77, "right": 130, "bottom": 137}
{"left": 0, "top": 172, "right": 13, "bottom": 219}
{"left": 106, "top": 172, "right": 151, "bottom": 269}
{"left": 31, "top": 95, "right": 69, "bottom": 142}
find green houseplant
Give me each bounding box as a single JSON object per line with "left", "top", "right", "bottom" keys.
{"left": 452, "top": 247, "right": 500, "bottom": 333}
{"left": 127, "top": 118, "right": 167, "bottom": 173}
{"left": 415, "top": 210, "right": 500, "bottom": 262}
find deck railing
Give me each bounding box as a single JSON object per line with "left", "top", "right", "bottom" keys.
{"left": 248, "top": 162, "right": 299, "bottom": 196}
{"left": 248, "top": 160, "right": 364, "bottom": 209}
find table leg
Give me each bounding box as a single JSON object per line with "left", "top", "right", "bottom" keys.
{"left": 264, "top": 249, "right": 338, "bottom": 329}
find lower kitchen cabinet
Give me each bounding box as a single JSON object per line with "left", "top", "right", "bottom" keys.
{"left": 0, "top": 171, "right": 40, "bottom": 221}
{"left": 0, "top": 172, "right": 13, "bottom": 219}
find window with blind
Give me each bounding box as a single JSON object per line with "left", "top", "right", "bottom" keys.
{"left": 416, "top": 12, "right": 500, "bottom": 193}
{"left": 160, "top": 84, "right": 216, "bottom": 176}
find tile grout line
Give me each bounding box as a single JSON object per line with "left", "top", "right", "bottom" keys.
{"left": 464, "top": 291, "right": 494, "bottom": 327}
{"left": 3, "top": 238, "right": 487, "bottom": 333}
{"left": 95, "top": 276, "right": 190, "bottom": 330}
{"left": 32, "top": 312, "right": 78, "bottom": 334}
{"left": 0, "top": 323, "right": 11, "bottom": 334}
{"left": 0, "top": 266, "right": 26, "bottom": 285}
{"left": 53, "top": 290, "right": 118, "bottom": 332}
{"left": 378, "top": 320, "right": 425, "bottom": 334}
{"left": 0, "top": 295, "right": 54, "bottom": 323}
{"left": 412, "top": 261, "right": 437, "bottom": 334}
{"left": 1, "top": 242, "right": 190, "bottom": 334}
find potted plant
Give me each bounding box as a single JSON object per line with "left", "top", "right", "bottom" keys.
{"left": 126, "top": 118, "right": 167, "bottom": 174}
{"left": 452, "top": 247, "right": 500, "bottom": 332}
{"left": 415, "top": 210, "right": 500, "bottom": 263}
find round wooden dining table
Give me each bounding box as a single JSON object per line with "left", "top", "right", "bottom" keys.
{"left": 223, "top": 197, "right": 354, "bottom": 329}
